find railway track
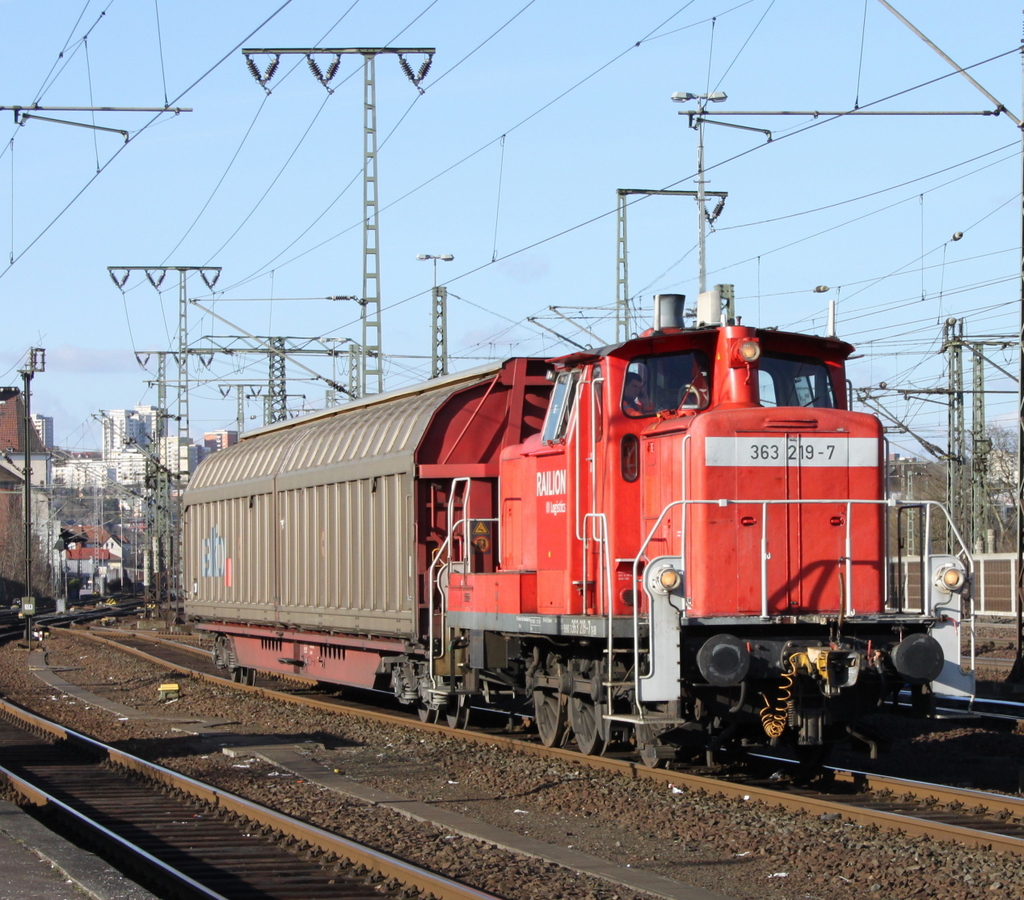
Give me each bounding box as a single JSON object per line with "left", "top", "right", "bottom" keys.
{"left": 0, "top": 600, "right": 146, "bottom": 646}
{"left": 0, "top": 696, "right": 502, "bottom": 900}
{"left": 72, "top": 627, "right": 1024, "bottom": 858}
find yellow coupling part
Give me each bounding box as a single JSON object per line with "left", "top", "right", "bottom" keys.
{"left": 802, "top": 646, "right": 860, "bottom": 696}
{"left": 759, "top": 654, "right": 801, "bottom": 739}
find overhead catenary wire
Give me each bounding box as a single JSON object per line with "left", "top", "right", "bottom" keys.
{"left": 153, "top": 0, "right": 170, "bottom": 108}
{"left": 158, "top": 0, "right": 444, "bottom": 287}
{"left": 778, "top": 192, "right": 1022, "bottom": 332}
{"left": 11, "top": 2, "right": 1018, "bottom": 458}
{"left": 491, "top": 134, "right": 506, "bottom": 263}
{"left": 0, "top": 0, "right": 298, "bottom": 282}
{"left": 20, "top": 0, "right": 119, "bottom": 120}
{"left": 155, "top": 0, "right": 367, "bottom": 270}
{"left": 710, "top": 0, "right": 776, "bottom": 94}
{"left": 713, "top": 142, "right": 1018, "bottom": 232}
{"left": 218, "top": 40, "right": 1024, "bottom": 312}
{"left": 854, "top": 0, "right": 870, "bottom": 109}
{"left": 83, "top": 35, "right": 101, "bottom": 172}
{"left": 216, "top": 0, "right": 716, "bottom": 294}
{"left": 698, "top": 152, "right": 1021, "bottom": 291}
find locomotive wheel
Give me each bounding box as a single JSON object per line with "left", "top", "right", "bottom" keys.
{"left": 533, "top": 689, "right": 567, "bottom": 748}
{"left": 417, "top": 702, "right": 439, "bottom": 724}
{"left": 568, "top": 695, "right": 605, "bottom": 755}
{"left": 445, "top": 694, "right": 471, "bottom": 729}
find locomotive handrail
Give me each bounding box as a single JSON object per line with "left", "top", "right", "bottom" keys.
{"left": 845, "top": 500, "right": 854, "bottom": 617}
{"left": 447, "top": 477, "right": 472, "bottom": 575}
{"left": 426, "top": 532, "right": 452, "bottom": 687}
{"left": 889, "top": 499, "right": 973, "bottom": 612}
{"left": 630, "top": 499, "right": 686, "bottom": 719}
{"left": 580, "top": 512, "right": 614, "bottom": 735}
{"left": 883, "top": 435, "right": 892, "bottom": 607}
{"left": 894, "top": 503, "right": 928, "bottom": 613}
{"left": 425, "top": 477, "right": 473, "bottom": 691}
{"left": 760, "top": 501, "right": 769, "bottom": 618}
{"left": 624, "top": 494, "right": 972, "bottom": 720}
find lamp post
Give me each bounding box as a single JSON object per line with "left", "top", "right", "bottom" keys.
{"left": 19, "top": 348, "right": 44, "bottom": 644}
{"left": 670, "top": 91, "right": 727, "bottom": 294}
{"left": 416, "top": 254, "right": 454, "bottom": 378}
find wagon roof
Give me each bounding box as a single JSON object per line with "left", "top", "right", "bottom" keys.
{"left": 184, "top": 362, "right": 506, "bottom": 496}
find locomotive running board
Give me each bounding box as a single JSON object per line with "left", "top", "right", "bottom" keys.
{"left": 603, "top": 713, "right": 690, "bottom": 725}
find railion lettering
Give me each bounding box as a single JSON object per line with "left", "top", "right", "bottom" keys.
{"left": 536, "top": 469, "right": 567, "bottom": 497}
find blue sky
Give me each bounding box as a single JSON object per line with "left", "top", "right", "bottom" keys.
{"left": 1, "top": 0, "right": 1021, "bottom": 459}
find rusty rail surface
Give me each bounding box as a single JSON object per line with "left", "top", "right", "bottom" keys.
{"left": 80, "top": 628, "right": 1024, "bottom": 856}
{"left": 0, "top": 697, "right": 501, "bottom": 900}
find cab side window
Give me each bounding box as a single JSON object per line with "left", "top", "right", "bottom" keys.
{"left": 621, "top": 351, "right": 710, "bottom": 417}
{"left": 541, "top": 371, "right": 580, "bottom": 444}
{"left": 758, "top": 355, "right": 835, "bottom": 408}
{"left": 592, "top": 365, "right": 604, "bottom": 442}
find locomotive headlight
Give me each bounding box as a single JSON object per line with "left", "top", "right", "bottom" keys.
{"left": 729, "top": 338, "right": 761, "bottom": 368}
{"left": 658, "top": 568, "right": 682, "bottom": 592}
{"left": 934, "top": 562, "right": 967, "bottom": 594}
{"left": 645, "top": 557, "right": 685, "bottom": 597}
{"left": 738, "top": 340, "right": 761, "bottom": 362}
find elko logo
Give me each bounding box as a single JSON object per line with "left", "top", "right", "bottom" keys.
{"left": 536, "top": 469, "right": 567, "bottom": 496}
{"left": 202, "top": 526, "right": 226, "bottom": 578}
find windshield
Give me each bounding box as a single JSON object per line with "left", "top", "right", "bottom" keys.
{"left": 758, "top": 354, "right": 835, "bottom": 408}
{"left": 622, "top": 351, "right": 711, "bottom": 417}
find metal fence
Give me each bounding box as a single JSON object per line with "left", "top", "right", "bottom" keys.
{"left": 970, "top": 554, "right": 1018, "bottom": 618}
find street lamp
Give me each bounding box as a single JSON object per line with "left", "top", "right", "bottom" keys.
{"left": 416, "top": 253, "right": 455, "bottom": 275}
{"left": 671, "top": 91, "right": 728, "bottom": 294}
{"left": 416, "top": 254, "right": 455, "bottom": 378}
{"left": 813, "top": 285, "right": 839, "bottom": 338}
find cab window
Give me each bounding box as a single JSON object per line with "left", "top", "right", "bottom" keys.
{"left": 758, "top": 354, "right": 835, "bottom": 408}
{"left": 542, "top": 371, "right": 580, "bottom": 443}
{"left": 621, "top": 351, "right": 710, "bottom": 418}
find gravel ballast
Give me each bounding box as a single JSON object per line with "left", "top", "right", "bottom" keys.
{"left": 1, "top": 627, "right": 1023, "bottom": 900}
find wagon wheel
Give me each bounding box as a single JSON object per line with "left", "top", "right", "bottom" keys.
{"left": 568, "top": 694, "right": 605, "bottom": 755}
{"left": 417, "top": 701, "right": 439, "bottom": 724}
{"left": 533, "top": 689, "right": 567, "bottom": 748}
{"left": 213, "top": 635, "right": 232, "bottom": 670}
{"left": 445, "top": 694, "right": 471, "bottom": 729}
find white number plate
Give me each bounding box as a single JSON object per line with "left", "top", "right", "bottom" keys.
{"left": 705, "top": 436, "right": 877, "bottom": 467}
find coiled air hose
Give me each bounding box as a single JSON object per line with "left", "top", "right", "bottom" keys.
{"left": 759, "top": 654, "right": 798, "bottom": 739}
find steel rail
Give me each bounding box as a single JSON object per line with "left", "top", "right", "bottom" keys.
{"left": 108, "top": 626, "right": 1024, "bottom": 722}
{"left": 0, "top": 697, "right": 503, "bottom": 900}
{"left": 0, "top": 762, "right": 231, "bottom": 900}
{"left": 76, "top": 629, "right": 1024, "bottom": 855}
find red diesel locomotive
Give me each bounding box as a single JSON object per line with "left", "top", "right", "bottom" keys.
{"left": 183, "top": 295, "right": 973, "bottom": 764}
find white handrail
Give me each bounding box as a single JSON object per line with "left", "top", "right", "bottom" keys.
{"left": 426, "top": 533, "right": 452, "bottom": 687}
{"left": 427, "top": 477, "right": 472, "bottom": 689}
{"left": 622, "top": 495, "right": 971, "bottom": 718}
{"left": 760, "top": 501, "right": 769, "bottom": 618}
{"left": 845, "top": 501, "right": 854, "bottom": 616}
